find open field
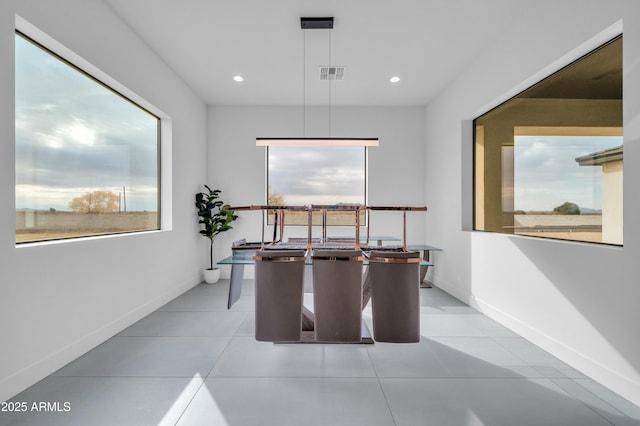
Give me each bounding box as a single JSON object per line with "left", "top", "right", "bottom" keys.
{"left": 513, "top": 214, "right": 602, "bottom": 243}
{"left": 267, "top": 210, "right": 366, "bottom": 226}
{"left": 514, "top": 214, "right": 601, "bottom": 228}
{"left": 16, "top": 211, "right": 158, "bottom": 243}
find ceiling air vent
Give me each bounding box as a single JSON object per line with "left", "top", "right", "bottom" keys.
{"left": 320, "top": 66, "right": 345, "bottom": 81}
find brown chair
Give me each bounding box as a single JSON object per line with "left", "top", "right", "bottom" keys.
{"left": 312, "top": 250, "right": 364, "bottom": 342}
{"left": 253, "top": 250, "right": 306, "bottom": 342}
{"left": 368, "top": 250, "right": 421, "bottom": 343}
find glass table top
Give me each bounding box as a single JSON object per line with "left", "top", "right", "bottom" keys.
{"left": 218, "top": 246, "right": 437, "bottom": 266}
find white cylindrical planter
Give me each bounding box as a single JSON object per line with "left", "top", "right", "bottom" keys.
{"left": 203, "top": 268, "right": 221, "bottom": 284}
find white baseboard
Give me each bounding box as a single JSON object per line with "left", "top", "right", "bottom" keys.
{"left": 432, "top": 277, "right": 640, "bottom": 407}
{"left": 0, "top": 274, "right": 199, "bottom": 402}
{"left": 474, "top": 296, "right": 640, "bottom": 407}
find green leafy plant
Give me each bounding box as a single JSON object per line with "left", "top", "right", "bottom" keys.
{"left": 195, "top": 185, "right": 238, "bottom": 269}
{"left": 553, "top": 201, "right": 580, "bottom": 215}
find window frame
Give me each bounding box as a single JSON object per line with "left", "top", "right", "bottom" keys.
{"left": 472, "top": 34, "right": 623, "bottom": 246}
{"left": 14, "top": 29, "right": 163, "bottom": 244}
{"left": 265, "top": 145, "right": 370, "bottom": 226}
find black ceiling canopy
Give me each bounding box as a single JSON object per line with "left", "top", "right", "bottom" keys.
{"left": 300, "top": 17, "right": 334, "bottom": 29}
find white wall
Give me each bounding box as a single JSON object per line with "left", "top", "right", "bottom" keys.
{"left": 425, "top": 0, "right": 640, "bottom": 405}
{"left": 0, "top": 0, "right": 207, "bottom": 401}
{"left": 207, "top": 106, "right": 427, "bottom": 277}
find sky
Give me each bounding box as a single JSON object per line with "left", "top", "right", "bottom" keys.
{"left": 268, "top": 146, "right": 366, "bottom": 205}
{"left": 513, "top": 135, "right": 623, "bottom": 212}
{"left": 15, "top": 33, "right": 159, "bottom": 212}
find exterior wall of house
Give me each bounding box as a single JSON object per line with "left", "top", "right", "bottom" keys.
{"left": 602, "top": 160, "right": 623, "bottom": 244}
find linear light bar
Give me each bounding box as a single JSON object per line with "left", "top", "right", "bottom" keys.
{"left": 256, "top": 137, "right": 379, "bottom": 147}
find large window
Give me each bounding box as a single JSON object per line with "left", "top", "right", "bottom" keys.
{"left": 267, "top": 145, "right": 367, "bottom": 225}
{"left": 15, "top": 32, "right": 160, "bottom": 243}
{"left": 474, "top": 35, "right": 622, "bottom": 245}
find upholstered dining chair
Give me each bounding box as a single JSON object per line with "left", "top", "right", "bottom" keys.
{"left": 311, "top": 249, "right": 364, "bottom": 342}
{"left": 368, "top": 250, "right": 421, "bottom": 343}
{"left": 253, "top": 250, "right": 306, "bottom": 342}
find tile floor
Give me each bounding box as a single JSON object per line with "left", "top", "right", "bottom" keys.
{"left": 2, "top": 280, "right": 640, "bottom": 426}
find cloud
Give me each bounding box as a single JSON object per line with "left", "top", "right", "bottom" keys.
{"left": 514, "top": 135, "right": 621, "bottom": 211}
{"left": 15, "top": 34, "right": 158, "bottom": 211}
{"left": 268, "top": 146, "right": 365, "bottom": 204}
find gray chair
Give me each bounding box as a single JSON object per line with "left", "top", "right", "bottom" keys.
{"left": 253, "top": 250, "right": 306, "bottom": 342}
{"left": 368, "top": 250, "right": 421, "bottom": 343}
{"left": 312, "top": 250, "right": 364, "bottom": 342}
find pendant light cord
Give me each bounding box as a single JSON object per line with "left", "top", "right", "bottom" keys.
{"left": 328, "top": 28, "right": 332, "bottom": 137}
{"left": 302, "top": 24, "right": 333, "bottom": 138}
{"left": 302, "top": 28, "right": 306, "bottom": 138}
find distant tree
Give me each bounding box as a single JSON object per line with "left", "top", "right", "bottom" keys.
{"left": 69, "top": 191, "right": 120, "bottom": 214}
{"left": 553, "top": 201, "right": 580, "bottom": 215}
{"left": 266, "top": 187, "right": 286, "bottom": 225}
{"left": 268, "top": 186, "right": 286, "bottom": 205}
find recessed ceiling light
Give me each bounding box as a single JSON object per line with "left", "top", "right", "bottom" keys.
{"left": 233, "top": 75, "right": 244, "bottom": 82}
{"left": 390, "top": 76, "right": 400, "bottom": 83}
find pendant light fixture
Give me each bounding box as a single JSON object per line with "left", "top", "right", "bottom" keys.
{"left": 256, "top": 17, "right": 379, "bottom": 147}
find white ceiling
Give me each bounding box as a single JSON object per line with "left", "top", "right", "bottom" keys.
{"left": 106, "top": 0, "right": 530, "bottom": 107}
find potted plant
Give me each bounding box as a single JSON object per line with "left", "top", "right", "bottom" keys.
{"left": 195, "top": 185, "right": 238, "bottom": 284}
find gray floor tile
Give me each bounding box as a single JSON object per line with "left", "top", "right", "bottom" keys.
{"left": 1, "top": 376, "right": 202, "bottom": 426}
{"left": 493, "top": 337, "right": 588, "bottom": 378}
{"left": 183, "top": 281, "right": 231, "bottom": 296}
{"left": 425, "top": 286, "right": 456, "bottom": 298}
{"left": 428, "top": 336, "right": 542, "bottom": 378}
{"left": 184, "top": 280, "right": 254, "bottom": 297}
{"left": 552, "top": 364, "right": 590, "bottom": 379}
{"left": 160, "top": 291, "right": 256, "bottom": 313}
{"left": 159, "top": 294, "right": 229, "bottom": 311}
{"left": 226, "top": 297, "right": 257, "bottom": 312}
{"left": 430, "top": 336, "right": 524, "bottom": 365}
{"left": 420, "top": 303, "right": 479, "bottom": 315}
{"left": 6, "top": 279, "right": 639, "bottom": 426}
{"left": 53, "top": 336, "right": 229, "bottom": 377}
{"left": 176, "top": 377, "right": 395, "bottom": 426}
{"left": 118, "top": 310, "right": 247, "bottom": 337}
{"left": 365, "top": 339, "right": 452, "bottom": 378}
{"left": 574, "top": 379, "right": 640, "bottom": 421}
{"left": 493, "top": 336, "right": 565, "bottom": 364}
{"left": 420, "top": 313, "right": 519, "bottom": 337}
{"left": 531, "top": 365, "right": 575, "bottom": 378}
{"left": 234, "top": 312, "right": 255, "bottom": 336}
{"left": 381, "top": 377, "right": 615, "bottom": 426}
{"left": 210, "top": 336, "right": 376, "bottom": 378}
{"left": 552, "top": 379, "right": 640, "bottom": 426}
{"left": 419, "top": 287, "right": 479, "bottom": 314}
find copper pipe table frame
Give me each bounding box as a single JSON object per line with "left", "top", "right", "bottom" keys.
{"left": 226, "top": 204, "right": 428, "bottom": 252}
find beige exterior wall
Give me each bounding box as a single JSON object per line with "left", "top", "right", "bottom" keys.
{"left": 474, "top": 99, "right": 622, "bottom": 233}
{"left": 602, "top": 159, "right": 623, "bottom": 244}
